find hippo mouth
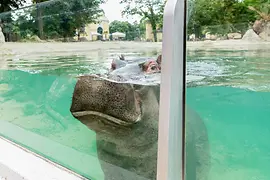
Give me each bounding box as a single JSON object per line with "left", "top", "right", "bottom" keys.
{"left": 71, "top": 110, "right": 142, "bottom": 127}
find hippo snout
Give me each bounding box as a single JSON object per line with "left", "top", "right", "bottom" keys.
{"left": 70, "top": 75, "right": 143, "bottom": 131}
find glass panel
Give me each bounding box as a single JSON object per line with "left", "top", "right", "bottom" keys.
{"left": 0, "top": 0, "right": 166, "bottom": 179}
{"left": 186, "top": 0, "right": 270, "bottom": 180}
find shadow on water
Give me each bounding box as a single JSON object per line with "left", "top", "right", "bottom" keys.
{"left": 0, "top": 49, "right": 270, "bottom": 179}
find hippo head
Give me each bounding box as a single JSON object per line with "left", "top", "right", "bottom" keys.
{"left": 70, "top": 55, "right": 162, "bottom": 163}
{"left": 70, "top": 74, "right": 160, "bottom": 145}
{"left": 70, "top": 55, "right": 163, "bottom": 179}
{"left": 70, "top": 74, "right": 160, "bottom": 179}
{"left": 110, "top": 54, "right": 162, "bottom": 74}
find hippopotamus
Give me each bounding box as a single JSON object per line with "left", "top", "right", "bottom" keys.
{"left": 104, "top": 55, "right": 162, "bottom": 85}
{"left": 70, "top": 55, "right": 210, "bottom": 180}
{"left": 110, "top": 54, "right": 161, "bottom": 73}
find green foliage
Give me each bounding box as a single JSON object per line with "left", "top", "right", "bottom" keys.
{"left": 187, "top": 0, "right": 258, "bottom": 38}
{"left": 244, "top": 0, "right": 270, "bottom": 20}
{"left": 109, "top": 20, "right": 145, "bottom": 40}
{"left": 120, "top": 0, "right": 165, "bottom": 42}
{"left": 0, "top": 0, "right": 26, "bottom": 38}
{"left": 2, "top": 0, "right": 270, "bottom": 42}
{"left": 7, "top": 0, "right": 104, "bottom": 41}
{"left": 0, "top": 0, "right": 26, "bottom": 13}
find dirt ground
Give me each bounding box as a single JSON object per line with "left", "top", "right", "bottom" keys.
{"left": 0, "top": 40, "right": 270, "bottom": 58}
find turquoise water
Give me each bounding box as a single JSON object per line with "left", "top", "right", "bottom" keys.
{"left": 0, "top": 69, "right": 104, "bottom": 179}
{"left": 0, "top": 50, "right": 270, "bottom": 179}
{"left": 187, "top": 87, "right": 270, "bottom": 180}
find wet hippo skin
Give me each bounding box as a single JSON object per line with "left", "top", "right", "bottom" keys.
{"left": 70, "top": 74, "right": 210, "bottom": 180}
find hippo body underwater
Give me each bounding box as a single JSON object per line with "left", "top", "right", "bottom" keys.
{"left": 70, "top": 55, "right": 210, "bottom": 180}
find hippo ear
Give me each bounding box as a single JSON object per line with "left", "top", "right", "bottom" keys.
{"left": 156, "top": 55, "right": 162, "bottom": 64}
{"left": 119, "top": 54, "right": 125, "bottom": 60}
{"left": 138, "top": 62, "right": 144, "bottom": 70}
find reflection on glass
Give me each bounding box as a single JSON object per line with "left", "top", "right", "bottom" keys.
{"left": 186, "top": 0, "right": 270, "bottom": 180}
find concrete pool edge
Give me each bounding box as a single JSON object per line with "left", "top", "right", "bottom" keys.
{"left": 0, "top": 121, "right": 104, "bottom": 180}
{"left": 0, "top": 125, "right": 150, "bottom": 180}
{"left": 0, "top": 136, "right": 88, "bottom": 180}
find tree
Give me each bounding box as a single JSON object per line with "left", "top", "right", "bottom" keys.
{"left": 15, "top": 0, "right": 105, "bottom": 41}
{"left": 0, "top": 0, "right": 26, "bottom": 13}
{"left": 120, "top": 0, "right": 166, "bottom": 42}
{"left": 109, "top": 20, "right": 129, "bottom": 33}
{"left": 0, "top": 0, "right": 27, "bottom": 41}
{"left": 187, "top": 0, "right": 257, "bottom": 38}
{"left": 67, "top": 0, "right": 105, "bottom": 40}
{"left": 32, "top": 0, "right": 49, "bottom": 39}
{"left": 109, "top": 20, "right": 145, "bottom": 41}
{"left": 244, "top": 0, "right": 270, "bottom": 21}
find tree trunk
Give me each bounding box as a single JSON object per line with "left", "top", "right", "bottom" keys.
{"left": 150, "top": 22, "right": 158, "bottom": 42}
{"left": 78, "top": 32, "right": 80, "bottom": 41}
{"left": 36, "top": 1, "right": 44, "bottom": 39}
{"left": 153, "top": 29, "right": 157, "bottom": 42}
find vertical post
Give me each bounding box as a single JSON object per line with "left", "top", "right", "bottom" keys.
{"left": 157, "top": 0, "right": 186, "bottom": 179}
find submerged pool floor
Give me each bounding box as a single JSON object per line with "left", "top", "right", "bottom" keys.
{"left": 1, "top": 69, "right": 270, "bottom": 180}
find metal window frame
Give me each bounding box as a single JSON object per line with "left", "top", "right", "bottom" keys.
{"left": 157, "top": 0, "right": 187, "bottom": 179}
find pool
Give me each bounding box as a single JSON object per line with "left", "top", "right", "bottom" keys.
{"left": 0, "top": 48, "right": 270, "bottom": 180}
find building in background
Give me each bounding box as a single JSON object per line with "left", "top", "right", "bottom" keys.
{"left": 78, "top": 13, "right": 110, "bottom": 41}
{"left": 145, "top": 20, "right": 162, "bottom": 42}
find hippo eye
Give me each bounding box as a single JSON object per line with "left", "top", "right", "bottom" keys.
{"left": 151, "top": 66, "right": 157, "bottom": 70}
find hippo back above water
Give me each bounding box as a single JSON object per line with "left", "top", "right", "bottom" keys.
{"left": 70, "top": 55, "right": 210, "bottom": 180}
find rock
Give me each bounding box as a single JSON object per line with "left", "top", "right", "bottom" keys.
{"left": 189, "top": 34, "right": 196, "bottom": 41}
{"left": 78, "top": 37, "right": 88, "bottom": 42}
{"left": 242, "top": 29, "right": 263, "bottom": 41}
{"left": 0, "top": 27, "right": 5, "bottom": 43}
{"left": 30, "top": 35, "right": 42, "bottom": 42}
{"left": 259, "top": 22, "right": 270, "bottom": 41}
{"left": 205, "top": 32, "right": 217, "bottom": 40}
{"left": 253, "top": 20, "right": 264, "bottom": 34}
{"left": 227, "top": 32, "right": 242, "bottom": 39}
{"left": 259, "top": 31, "right": 270, "bottom": 41}
{"left": 216, "top": 36, "right": 228, "bottom": 40}
{"left": 20, "top": 35, "right": 44, "bottom": 43}
{"left": 250, "top": 19, "right": 270, "bottom": 41}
